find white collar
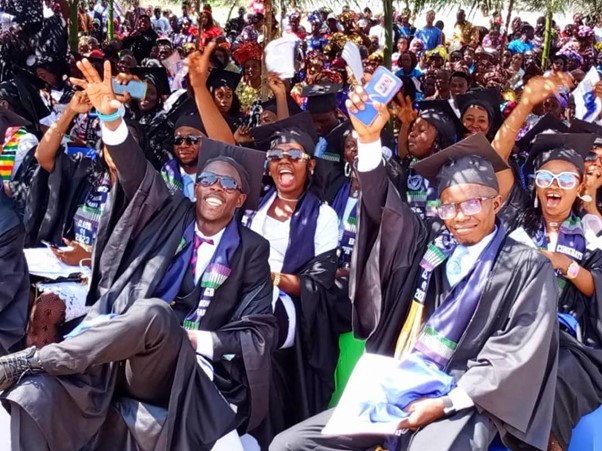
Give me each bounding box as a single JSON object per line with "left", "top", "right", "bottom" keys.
{"left": 194, "top": 223, "right": 226, "bottom": 246}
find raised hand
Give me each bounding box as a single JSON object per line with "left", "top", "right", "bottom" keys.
{"left": 521, "top": 73, "right": 574, "bottom": 108}
{"left": 234, "top": 125, "right": 253, "bottom": 144}
{"left": 70, "top": 59, "right": 122, "bottom": 115}
{"left": 394, "top": 93, "right": 418, "bottom": 125}
{"left": 267, "top": 72, "right": 287, "bottom": 97}
{"left": 187, "top": 40, "right": 215, "bottom": 91}
{"left": 346, "top": 84, "right": 390, "bottom": 143}
{"left": 66, "top": 90, "right": 92, "bottom": 115}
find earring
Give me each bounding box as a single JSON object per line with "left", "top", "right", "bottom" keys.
{"left": 534, "top": 196, "right": 539, "bottom": 208}
{"left": 344, "top": 162, "right": 351, "bottom": 177}
{"left": 579, "top": 193, "right": 593, "bottom": 203}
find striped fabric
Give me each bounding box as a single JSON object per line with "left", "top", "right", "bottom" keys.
{"left": 0, "top": 127, "right": 26, "bottom": 182}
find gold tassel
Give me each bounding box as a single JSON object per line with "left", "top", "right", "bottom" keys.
{"left": 394, "top": 301, "right": 425, "bottom": 360}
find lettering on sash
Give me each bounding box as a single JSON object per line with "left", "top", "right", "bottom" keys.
{"left": 556, "top": 244, "right": 583, "bottom": 261}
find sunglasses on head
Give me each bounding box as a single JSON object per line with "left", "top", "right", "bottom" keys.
{"left": 174, "top": 135, "right": 202, "bottom": 146}
{"left": 437, "top": 196, "right": 496, "bottom": 221}
{"left": 197, "top": 172, "right": 241, "bottom": 192}
{"left": 266, "top": 148, "right": 310, "bottom": 161}
{"left": 533, "top": 170, "right": 580, "bottom": 190}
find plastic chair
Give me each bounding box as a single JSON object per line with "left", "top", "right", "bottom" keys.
{"left": 329, "top": 332, "right": 365, "bottom": 407}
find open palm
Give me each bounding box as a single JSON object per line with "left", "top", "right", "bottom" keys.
{"left": 70, "top": 59, "right": 122, "bottom": 115}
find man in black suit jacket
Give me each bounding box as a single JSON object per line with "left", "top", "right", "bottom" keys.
{"left": 0, "top": 60, "right": 276, "bottom": 451}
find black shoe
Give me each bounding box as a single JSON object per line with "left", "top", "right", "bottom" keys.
{"left": 0, "top": 347, "right": 43, "bottom": 391}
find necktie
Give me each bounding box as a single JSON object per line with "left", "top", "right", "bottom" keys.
{"left": 190, "top": 234, "right": 215, "bottom": 279}
{"left": 446, "top": 245, "right": 469, "bottom": 287}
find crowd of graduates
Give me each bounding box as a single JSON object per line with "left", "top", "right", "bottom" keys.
{"left": 2, "top": 1, "right": 602, "bottom": 450}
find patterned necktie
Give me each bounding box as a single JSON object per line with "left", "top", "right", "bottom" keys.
{"left": 190, "top": 234, "right": 215, "bottom": 279}
{"left": 446, "top": 245, "right": 469, "bottom": 287}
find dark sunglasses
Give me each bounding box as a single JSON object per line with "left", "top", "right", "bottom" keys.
{"left": 197, "top": 172, "right": 241, "bottom": 192}
{"left": 266, "top": 148, "right": 310, "bottom": 161}
{"left": 174, "top": 135, "right": 202, "bottom": 146}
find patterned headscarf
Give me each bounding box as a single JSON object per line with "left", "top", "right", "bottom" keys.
{"left": 577, "top": 26, "right": 594, "bottom": 39}
{"left": 232, "top": 41, "right": 263, "bottom": 66}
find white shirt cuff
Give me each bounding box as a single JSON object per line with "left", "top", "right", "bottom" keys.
{"left": 100, "top": 118, "right": 128, "bottom": 146}
{"left": 195, "top": 330, "right": 214, "bottom": 360}
{"left": 447, "top": 387, "right": 474, "bottom": 411}
{"left": 357, "top": 138, "right": 383, "bottom": 173}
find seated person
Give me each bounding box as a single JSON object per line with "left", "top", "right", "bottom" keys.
{"left": 271, "top": 87, "right": 558, "bottom": 451}
{"left": 161, "top": 112, "right": 206, "bottom": 201}
{"left": 0, "top": 54, "right": 277, "bottom": 450}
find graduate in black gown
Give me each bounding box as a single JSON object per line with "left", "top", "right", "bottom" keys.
{"left": 512, "top": 133, "right": 602, "bottom": 450}
{"left": 207, "top": 68, "right": 244, "bottom": 132}
{"left": 271, "top": 86, "right": 559, "bottom": 451}
{"left": 0, "top": 51, "right": 277, "bottom": 451}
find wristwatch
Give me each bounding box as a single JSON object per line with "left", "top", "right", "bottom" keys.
{"left": 441, "top": 396, "right": 456, "bottom": 417}
{"left": 566, "top": 261, "right": 580, "bottom": 280}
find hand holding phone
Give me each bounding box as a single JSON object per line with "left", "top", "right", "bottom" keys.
{"left": 111, "top": 79, "right": 148, "bottom": 100}
{"left": 350, "top": 66, "right": 403, "bottom": 127}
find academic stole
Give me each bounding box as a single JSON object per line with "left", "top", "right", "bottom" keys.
{"left": 182, "top": 220, "right": 239, "bottom": 331}
{"left": 533, "top": 214, "right": 586, "bottom": 292}
{"left": 338, "top": 203, "right": 357, "bottom": 268}
{"left": 160, "top": 158, "right": 184, "bottom": 194}
{"left": 394, "top": 229, "right": 456, "bottom": 359}
{"left": 406, "top": 165, "right": 440, "bottom": 219}
{"left": 0, "top": 127, "right": 25, "bottom": 182}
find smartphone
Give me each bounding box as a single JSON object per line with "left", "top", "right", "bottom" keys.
{"left": 41, "top": 240, "right": 58, "bottom": 249}
{"left": 351, "top": 66, "right": 403, "bottom": 127}
{"left": 112, "top": 79, "right": 148, "bottom": 100}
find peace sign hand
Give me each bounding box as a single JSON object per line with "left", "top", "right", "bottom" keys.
{"left": 70, "top": 59, "right": 122, "bottom": 116}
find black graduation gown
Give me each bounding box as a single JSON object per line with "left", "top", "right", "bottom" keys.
{"left": 0, "top": 185, "right": 29, "bottom": 355}
{"left": 24, "top": 151, "right": 95, "bottom": 247}
{"left": 350, "top": 163, "right": 559, "bottom": 450}
{"left": 4, "top": 132, "right": 278, "bottom": 450}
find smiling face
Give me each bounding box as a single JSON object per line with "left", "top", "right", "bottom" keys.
{"left": 450, "top": 75, "right": 468, "bottom": 97}
{"left": 138, "top": 82, "right": 159, "bottom": 113}
{"left": 440, "top": 183, "right": 501, "bottom": 245}
{"left": 173, "top": 125, "right": 204, "bottom": 169}
{"left": 462, "top": 105, "right": 490, "bottom": 136}
{"left": 268, "top": 142, "right": 315, "bottom": 198}
{"left": 408, "top": 117, "right": 438, "bottom": 159}
{"left": 213, "top": 86, "right": 233, "bottom": 114}
{"left": 536, "top": 159, "right": 582, "bottom": 220}
{"left": 195, "top": 160, "right": 246, "bottom": 228}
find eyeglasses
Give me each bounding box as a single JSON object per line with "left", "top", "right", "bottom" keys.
{"left": 437, "top": 196, "right": 496, "bottom": 220}
{"left": 196, "top": 172, "right": 241, "bottom": 192}
{"left": 174, "top": 135, "right": 202, "bottom": 146}
{"left": 533, "top": 170, "right": 580, "bottom": 190}
{"left": 266, "top": 148, "right": 310, "bottom": 161}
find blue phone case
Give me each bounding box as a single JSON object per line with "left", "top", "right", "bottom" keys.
{"left": 351, "top": 66, "right": 403, "bottom": 127}
{"left": 112, "top": 79, "right": 148, "bottom": 100}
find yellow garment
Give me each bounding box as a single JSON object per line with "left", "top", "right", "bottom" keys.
{"left": 453, "top": 21, "right": 475, "bottom": 45}
{"left": 235, "top": 81, "right": 273, "bottom": 113}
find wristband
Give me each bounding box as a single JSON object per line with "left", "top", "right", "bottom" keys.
{"left": 95, "top": 109, "right": 122, "bottom": 122}
{"left": 273, "top": 272, "right": 281, "bottom": 287}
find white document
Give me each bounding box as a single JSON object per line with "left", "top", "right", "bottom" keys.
{"left": 573, "top": 67, "right": 602, "bottom": 122}
{"left": 264, "top": 37, "right": 297, "bottom": 79}
{"left": 322, "top": 353, "right": 400, "bottom": 436}
{"left": 342, "top": 42, "right": 365, "bottom": 84}
{"left": 508, "top": 227, "right": 538, "bottom": 249}
{"left": 24, "top": 247, "right": 84, "bottom": 279}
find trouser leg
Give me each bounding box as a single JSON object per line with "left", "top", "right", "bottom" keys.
{"left": 269, "top": 408, "right": 384, "bottom": 451}
{"left": 37, "top": 298, "right": 184, "bottom": 404}
{"left": 10, "top": 404, "right": 50, "bottom": 451}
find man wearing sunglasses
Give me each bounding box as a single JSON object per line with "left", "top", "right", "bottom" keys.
{"left": 160, "top": 112, "right": 206, "bottom": 201}
{"left": 0, "top": 59, "right": 277, "bottom": 450}
{"left": 272, "top": 88, "right": 558, "bottom": 451}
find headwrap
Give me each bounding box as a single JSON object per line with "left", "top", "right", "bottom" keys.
{"left": 339, "top": 11, "right": 355, "bottom": 23}
{"left": 313, "top": 69, "right": 343, "bottom": 85}
{"left": 232, "top": 41, "right": 263, "bottom": 67}
{"left": 577, "top": 26, "right": 594, "bottom": 39}
{"left": 557, "top": 46, "right": 584, "bottom": 67}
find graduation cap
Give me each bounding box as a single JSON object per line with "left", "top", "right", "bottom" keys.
{"left": 7, "top": 68, "right": 50, "bottom": 127}
{"left": 260, "top": 95, "right": 303, "bottom": 116}
{"left": 206, "top": 69, "right": 242, "bottom": 93}
{"left": 251, "top": 112, "right": 319, "bottom": 152}
{"left": 0, "top": 108, "right": 31, "bottom": 128}
{"left": 418, "top": 99, "right": 467, "bottom": 150}
{"left": 569, "top": 119, "right": 602, "bottom": 146}
{"left": 174, "top": 112, "right": 207, "bottom": 136}
{"left": 455, "top": 88, "right": 503, "bottom": 136}
{"left": 302, "top": 83, "right": 343, "bottom": 114}
{"left": 130, "top": 66, "right": 171, "bottom": 97}
{"left": 413, "top": 133, "right": 509, "bottom": 193}
{"left": 196, "top": 138, "right": 265, "bottom": 211}
{"left": 516, "top": 114, "right": 569, "bottom": 152}
{"left": 523, "top": 132, "right": 596, "bottom": 177}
